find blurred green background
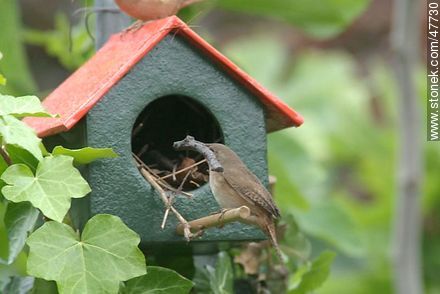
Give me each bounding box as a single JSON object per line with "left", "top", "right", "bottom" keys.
{"left": 0, "top": 0, "right": 436, "bottom": 293}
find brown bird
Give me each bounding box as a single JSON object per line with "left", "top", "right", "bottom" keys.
{"left": 114, "top": 0, "right": 203, "bottom": 21}
{"left": 207, "top": 143, "right": 283, "bottom": 260}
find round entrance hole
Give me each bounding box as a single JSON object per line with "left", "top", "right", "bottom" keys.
{"left": 131, "top": 95, "right": 224, "bottom": 191}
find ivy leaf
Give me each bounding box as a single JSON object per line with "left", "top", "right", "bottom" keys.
{"left": 294, "top": 202, "right": 364, "bottom": 257}
{"left": 123, "top": 266, "right": 193, "bottom": 294}
{"left": 0, "top": 203, "right": 9, "bottom": 261}
{"left": 281, "top": 214, "right": 311, "bottom": 261}
{"left": 0, "top": 155, "right": 7, "bottom": 175}
{"left": 289, "top": 251, "right": 336, "bottom": 294}
{"left": 0, "top": 95, "right": 54, "bottom": 118}
{"left": 193, "top": 252, "right": 233, "bottom": 294}
{"left": 0, "top": 52, "right": 5, "bottom": 86}
{"left": 209, "top": 252, "right": 233, "bottom": 294}
{"left": 52, "top": 146, "right": 118, "bottom": 165}
{"left": 4, "top": 276, "right": 35, "bottom": 294}
{"left": 30, "top": 279, "right": 58, "bottom": 294}
{"left": 1, "top": 155, "right": 91, "bottom": 222}
{"left": 0, "top": 115, "right": 42, "bottom": 161}
{"left": 6, "top": 145, "right": 39, "bottom": 171}
{"left": 1, "top": 202, "right": 39, "bottom": 265}
{"left": 0, "top": 0, "right": 37, "bottom": 95}
{"left": 27, "top": 214, "right": 146, "bottom": 294}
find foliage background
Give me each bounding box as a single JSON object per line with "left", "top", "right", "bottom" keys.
{"left": 0, "top": 0, "right": 436, "bottom": 293}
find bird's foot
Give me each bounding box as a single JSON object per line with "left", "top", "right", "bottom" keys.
{"left": 192, "top": 226, "right": 205, "bottom": 238}
{"left": 209, "top": 208, "right": 225, "bottom": 215}
{"left": 122, "top": 20, "right": 147, "bottom": 34}
{"left": 217, "top": 209, "right": 229, "bottom": 228}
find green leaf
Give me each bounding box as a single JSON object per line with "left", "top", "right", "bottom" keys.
{"left": 0, "top": 95, "right": 54, "bottom": 118}
{"left": 4, "top": 276, "right": 34, "bottom": 294}
{"left": 217, "top": 0, "right": 370, "bottom": 39}
{"left": 0, "top": 155, "right": 7, "bottom": 175}
{"left": 0, "top": 52, "right": 5, "bottom": 86}
{"left": 27, "top": 214, "right": 146, "bottom": 294}
{"left": 193, "top": 252, "right": 233, "bottom": 294}
{"left": 0, "top": 115, "right": 42, "bottom": 161}
{"left": 0, "top": 0, "right": 37, "bottom": 95}
{"left": 123, "top": 266, "right": 193, "bottom": 294}
{"left": 0, "top": 204, "right": 28, "bottom": 291}
{"left": 192, "top": 261, "right": 211, "bottom": 294}
{"left": 52, "top": 146, "right": 118, "bottom": 165}
{"left": 6, "top": 145, "right": 39, "bottom": 171}
{"left": 289, "top": 251, "right": 336, "bottom": 294}
{"left": 210, "top": 252, "right": 233, "bottom": 294}
{"left": 30, "top": 279, "right": 58, "bottom": 294}
{"left": 1, "top": 202, "right": 39, "bottom": 264}
{"left": 294, "top": 202, "right": 364, "bottom": 257}
{"left": 1, "top": 155, "right": 91, "bottom": 222}
{"left": 281, "top": 214, "right": 311, "bottom": 261}
{"left": 0, "top": 202, "right": 9, "bottom": 261}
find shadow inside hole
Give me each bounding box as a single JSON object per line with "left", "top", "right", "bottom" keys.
{"left": 131, "top": 95, "right": 224, "bottom": 191}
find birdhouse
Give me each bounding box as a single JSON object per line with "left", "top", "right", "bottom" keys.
{"left": 25, "top": 16, "right": 303, "bottom": 248}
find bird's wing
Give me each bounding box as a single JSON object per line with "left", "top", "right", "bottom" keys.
{"left": 222, "top": 167, "right": 280, "bottom": 218}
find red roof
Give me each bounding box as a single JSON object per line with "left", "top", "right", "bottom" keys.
{"left": 25, "top": 16, "right": 303, "bottom": 137}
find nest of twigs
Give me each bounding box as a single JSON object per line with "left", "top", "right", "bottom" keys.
{"left": 133, "top": 149, "right": 209, "bottom": 192}
{"left": 131, "top": 95, "right": 223, "bottom": 192}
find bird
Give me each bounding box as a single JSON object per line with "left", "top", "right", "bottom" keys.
{"left": 207, "top": 143, "right": 283, "bottom": 261}
{"left": 114, "top": 0, "right": 203, "bottom": 22}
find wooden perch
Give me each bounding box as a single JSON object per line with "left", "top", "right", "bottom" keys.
{"left": 173, "top": 135, "right": 223, "bottom": 172}
{"left": 176, "top": 206, "right": 251, "bottom": 236}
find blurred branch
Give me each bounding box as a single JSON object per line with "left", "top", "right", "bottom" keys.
{"left": 390, "top": 0, "right": 423, "bottom": 293}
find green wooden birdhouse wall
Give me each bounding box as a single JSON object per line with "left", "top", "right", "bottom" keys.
{"left": 25, "top": 16, "right": 303, "bottom": 247}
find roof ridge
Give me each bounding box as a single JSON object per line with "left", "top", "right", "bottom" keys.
{"left": 25, "top": 16, "right": 303, "bottom": 137}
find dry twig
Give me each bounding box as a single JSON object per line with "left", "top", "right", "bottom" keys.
{"left": 137, "top": 162, "right": 195, "bottom": 241}
{"left": 173, "top": 136, "right": 223, "bottom": 172}
{"left": 158, "top": 158, "right": 207, "bottom": 181}
{"left": 160, "top": 169, "right": 193, "bottom": 229}
{"left": 133, "top": 153, "right": 192, "bottom": 197}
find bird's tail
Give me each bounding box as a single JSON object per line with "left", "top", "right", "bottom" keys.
{"left": 265, "top": 221, "right": 283, "bottom": 262}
